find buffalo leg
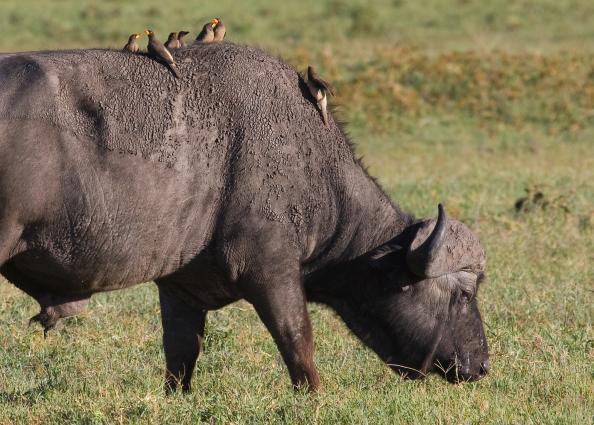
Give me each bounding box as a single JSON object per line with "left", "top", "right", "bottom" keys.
{"left": 1, "top": 263, "right": 90, "bottom": 335}
{"left": 0, "top": 220, "right": 22, "bottom": 265}
{"left": 158, "top": 284, "right": 207, "bottom": 393}
{"left": 242, "top": 266, "right": 320, "bottom": 391}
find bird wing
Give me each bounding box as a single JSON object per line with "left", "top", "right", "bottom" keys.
{"left": 160, "top": 46, "right": 175, "bottom": 65}
{"left": 169, "top": 64, "right": 181, "bottom": 79}
{"left": 314, "top": 76, "right": 334, "bottom": 96}
{"left": 195, "top": 28, "right": 207, "bottom": 41}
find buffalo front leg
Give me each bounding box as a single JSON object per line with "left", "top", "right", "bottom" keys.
{"left": 158, "top": 284, "right": 207, "bottom": 393}
{"left": 242, "top": 266, "right": 320, "bottom": 391}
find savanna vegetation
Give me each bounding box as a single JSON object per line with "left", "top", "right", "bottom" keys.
{"left": 0, "top": 0, "right": 592, "bottom": 423}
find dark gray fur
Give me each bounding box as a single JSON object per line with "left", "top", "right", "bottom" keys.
{"left": 0, "top": 43, "right": 489, "bottom": 392}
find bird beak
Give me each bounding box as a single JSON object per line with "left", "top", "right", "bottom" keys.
{"left": 144, "top": 29, "right": 150, "bottom": 35}
{"left": 211, "top": 19, "right": 218, "bottom": 27}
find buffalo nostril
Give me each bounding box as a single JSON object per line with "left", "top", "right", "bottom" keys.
{"left": 480, "top": 360, "right": 490, "bottom": 374}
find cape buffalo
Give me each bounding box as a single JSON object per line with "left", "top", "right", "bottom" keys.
{"left": 0, "top": 43, "right": 489, "bottom": 392}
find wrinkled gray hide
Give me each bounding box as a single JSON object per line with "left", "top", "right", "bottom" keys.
{"left": 0, "top": 44, "right": 489, "bottom": 392}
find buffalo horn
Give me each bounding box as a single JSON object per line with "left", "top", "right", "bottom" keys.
{"left": 406, "top": 204, "right": 448, "bottom": 278}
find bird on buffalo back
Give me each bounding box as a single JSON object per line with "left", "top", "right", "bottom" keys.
{"left": 164, "top": 32, "right": 180, "bottom": 49}
{"left": 177, "top": 31, "right": 190, "bottom": 47}
{"left": 306, "top": 66, "right": 334, "bottom": 126}
{"left": 123, "top": 33, "right": 141, "bottom": 53}
{"left": 195, "top": 20, "right": 216, "bottom": 43}
{"left": 213, "top": 18, "right": 226, "bottom": 41}
{"left": 145, "top": 29, "right": 181, "bottom": 79}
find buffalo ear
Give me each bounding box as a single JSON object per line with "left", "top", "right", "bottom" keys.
{"left": 369, "top": 243, "right": 413, "bottom": 290}
{"left": 369, "top": 243, "right": 404, "bottom": 271}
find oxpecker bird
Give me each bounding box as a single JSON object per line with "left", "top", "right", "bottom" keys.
{"left": 145, "top": 29, "right": 181, "bottom": 78}
{"left": 195, "top": 20, "right": 215, "bottom": 43}
{"left": 178, "top": 31, "right": 190, "bottom": 48}
{"left": 306, "top": 66, "right": 334, "bottom": 126}
{"left": 164, "top": 32, "right": 180, "bottom": 49}
{"left": 123, "top": 33, "right": 141, "bottom": 53}
{"left": 213, "top": 18, "right": 226, "bottom": 41}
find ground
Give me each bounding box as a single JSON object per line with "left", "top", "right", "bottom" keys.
{"left": 0, "top": 0, "right": 592, "bottom": 423}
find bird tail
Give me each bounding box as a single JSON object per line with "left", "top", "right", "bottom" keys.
{"left": 319, "top": 96, "right": 328, "bottom": 126}
{"left": 169, "top": 63, "right": 181, "bottom": 79}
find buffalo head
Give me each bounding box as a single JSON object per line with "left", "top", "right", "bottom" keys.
{"left": 325, "top": 205, "right": 489, "bottom": 382}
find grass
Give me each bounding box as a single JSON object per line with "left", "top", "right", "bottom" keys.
{"left": 0, "top": 0, "right": 593, "bottom": 423}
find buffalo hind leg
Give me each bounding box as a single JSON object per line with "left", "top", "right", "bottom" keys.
{"left": 0, "top": 220, "right": 23, "bottom": 267}
{"left": 1, "top": 263, "right": 90, "bottom": 335}
{"left": 242, "top": 265, "right": 320, "bottom": 392}
{"left": 158, "top": 284, "right": 207, "bottom": 393}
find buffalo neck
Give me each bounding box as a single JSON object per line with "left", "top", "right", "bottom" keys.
{"left": 303, "top": 158, "right": 414, "bottom": 274}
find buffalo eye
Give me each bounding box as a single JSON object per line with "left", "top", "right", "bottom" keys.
{"left": 460, "top": 290, "right": 473, "bottom": 304}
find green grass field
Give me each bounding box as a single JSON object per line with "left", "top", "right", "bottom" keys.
{"left": 0, "top": 1, "right": 593, "bottom": 423}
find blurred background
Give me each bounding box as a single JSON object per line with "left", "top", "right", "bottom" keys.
{"left": 1, "top": 0, "right": 593, "bottom": 51}
{"left": 0, "top": 1, "right": 592, "bottom": 423}
{"left": 1, "top": 0, "right": 593, "bottom": 147}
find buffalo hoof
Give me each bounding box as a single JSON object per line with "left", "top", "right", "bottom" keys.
{"left": 29, "top": 310, "right": 58, "bottom": 337}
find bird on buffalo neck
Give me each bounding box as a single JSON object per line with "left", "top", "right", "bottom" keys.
{"left": 145, "top": 29, "right": 181, "bottom": 78}
{"left": 195, "top": 20, "right": 216, "bottom": 43}
{"left": 123, "top": 33, "right": 141, "bottom": 53}
{"left": 213, "top": 18, "right": 226, "bottom": 41}
{"left": 177, "top": 31, "right": 190, "bottom": 47}
{"left": 306, "top": 66, "right": 334, "bottom": 126}
{"left": 164, "top": 32, "right": 180, "bottom": 49}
